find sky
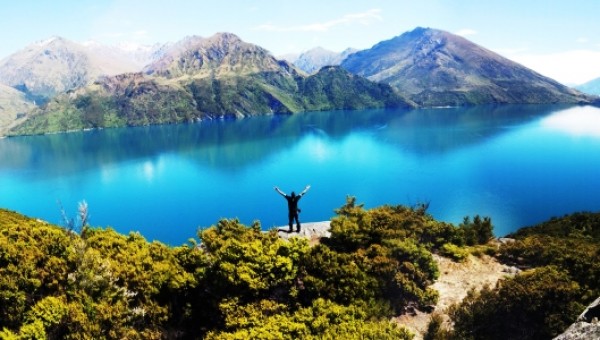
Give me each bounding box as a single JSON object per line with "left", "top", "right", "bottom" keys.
{"left": 1, "top": 0, "right": 600, "bottom": 85}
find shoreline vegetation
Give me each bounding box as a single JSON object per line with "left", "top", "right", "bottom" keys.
{"left": 1, "top": 197, "right": 598, "bottom": 339}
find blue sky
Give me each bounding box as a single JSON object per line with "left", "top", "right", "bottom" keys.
{"left": 2, "top": 0, "right": 599, "bottom": 85}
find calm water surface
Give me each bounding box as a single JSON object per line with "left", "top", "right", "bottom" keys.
{"left": 1, "top": 104, "right": 600, "bottom": 244}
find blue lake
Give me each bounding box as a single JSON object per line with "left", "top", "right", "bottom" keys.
{"left": 1, "top": 104, "right": 600, "bottom": 245}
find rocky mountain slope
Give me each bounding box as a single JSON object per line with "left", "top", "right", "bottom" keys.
{"left": 10, "top": 34, "right": 409, "bottom": 135}
{"left": 341, "top": 27, "right": 593, "bottom": 106}
{"left": 285, "top": 47, "right": 358, "bottom": 74}
{"left": 4, "top": 28, "right": 599, "bottom": 136}
{"left": 0, "top": 37, "right": 158, "bottom": 103}
{"left": 0, "top": 84, "right": 35, "bottom": 133}
{"left": 144, "top": 33, "right": 291, "bottom": 79}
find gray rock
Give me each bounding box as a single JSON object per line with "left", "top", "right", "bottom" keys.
{"left": 498, "top": 237, "right": 516, "bottom": 244}
{"left": 578, "top": 296, "right": 600, "bottom": 323}
{"left": 275, "top": 221, "right": 331, "bottom": 241}
{"left": 554, "top": 296, "right": 600, "bottom": 340}
{"left": 502, "top": 265, "right": 521, "bottom": 274}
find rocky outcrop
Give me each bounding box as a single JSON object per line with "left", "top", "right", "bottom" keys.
{"left": 554, "top": 296, "right": 600, "bottom": 339}
{"left": 275, "top": 221, "right": 331, "bottom": 245}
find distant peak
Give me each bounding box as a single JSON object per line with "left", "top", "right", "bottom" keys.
{"left": 36, "top": 36, "right": 68, "bottom": 46}
{"left": 209, "top": 32, "right": 242, "bottom": 42}
{"left": 407, "top": 27, "right": 444, "bottom": 36}
{"left": 81, "top": 40, "right": 103, "bottom": 48}
{"left": 411, "top": 26, "right": 440, "bottom": 33}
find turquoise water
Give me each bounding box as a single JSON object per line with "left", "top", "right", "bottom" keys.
{"left": 1, "top": 104, "right": 600, "bottom": 244}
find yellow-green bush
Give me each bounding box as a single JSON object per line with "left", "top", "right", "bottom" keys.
{"left": 440, "top": 243, "right": 469, "bottom": 262}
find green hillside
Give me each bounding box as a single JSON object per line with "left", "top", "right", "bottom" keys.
{"left": 10, "top": 67, "right": 409, "bottom": 136}
{"left": 9, "top": 31, "right": 412, "bottom": 137}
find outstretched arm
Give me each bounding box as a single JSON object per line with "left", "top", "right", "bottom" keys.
{"left": 274, "top": 186, "right": 286, "bottom": 197}
{"left": 299, "top": 185, "right": 311, "bottom": 196}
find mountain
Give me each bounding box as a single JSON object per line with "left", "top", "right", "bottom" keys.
{"left": 0, "top": 37, "right": 159, "bottom": 104}
{"left": 0, "top": 84, "right": 34, "bottom": 133}
{"left": 143, "top": 33, "right": 293, "bottom": 79}
{"left": 277, "top": 52, "right": 300, "bottom": 64}
{"left": 0, "top": 37, "right": 93, "bottom": 103}
{"left": 7, "top": 28, "right": 598, "bottom": 136}
{"left": 288, "top": 47, "right": 358, "bottom": 74}
{"left": 341, "top": 27, "right": 593, "bottom": 106}
{"left": 576, "top": 77, "right": 600, "bottom": 95}
{"left": 82, "top": 40, "right": 161, "bottom": 73}
{"left": 10, "top": 34, "right": 410, "bottom": 135}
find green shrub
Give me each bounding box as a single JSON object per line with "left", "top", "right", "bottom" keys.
{"left": 440, "top": 243, "right": 469, "bottom": 262}
{"left": 449, "top": 266, "right": 583, "bottom": 340}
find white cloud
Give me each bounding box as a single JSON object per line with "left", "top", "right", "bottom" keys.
{"left": 505, "top": 49, "right": 600, "bottom": 85}
{"left": 576, "top": 37, "right": 589, "bottom": 44}
{"left": 455, "top": 28, "right": 477, "bottom": 37}
{"left": 255, "top": 8, "right": 382, "bottom": 32}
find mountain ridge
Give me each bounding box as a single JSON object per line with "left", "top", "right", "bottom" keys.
{"left": 285, "top": 47, "right": 358, "bottom": 74}
{"left": 576, "top": 77, "right": 600, "bottom": 95}
{"left": 341, "top": 27, "right": 594, "bottom": 106}
{"left": 10, "top": 33, "right": 410, "bottom": 135}
{"left": 3, "top": 28, "right": 600, "bottom": 136}
{"left": 0, "top": 36, "right": 163, "bottom": 104}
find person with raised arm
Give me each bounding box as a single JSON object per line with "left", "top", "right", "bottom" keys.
{"left": 274, "top": 185, "right": 311, "bottom": 233}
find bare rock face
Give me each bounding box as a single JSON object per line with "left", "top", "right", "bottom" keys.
{"left": 554, "top": 296, "right": 600, "bottom": 340}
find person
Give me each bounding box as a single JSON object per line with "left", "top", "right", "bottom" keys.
{"left": 274, "top": 185, "right": 310, "bottom": 233}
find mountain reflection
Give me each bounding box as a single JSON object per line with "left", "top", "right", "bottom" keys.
{"left": 540, "top": 105, "right": 600, "bottom": 138}
{"left": 0, "top": 104, "right": 574, "bottom": 178}
{"left": 372, "top": 104, "right": 569, "bottom": 154}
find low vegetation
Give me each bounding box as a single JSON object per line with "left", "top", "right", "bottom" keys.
{"left": 0, "top": 202, "right": 597, "bottom": 339}
{"left": 426, "top": 211, "right": 600, "bottom": 340}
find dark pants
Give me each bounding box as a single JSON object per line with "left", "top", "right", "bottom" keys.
{"left": 288, "top": 212, "right": 300, "bottom": 232}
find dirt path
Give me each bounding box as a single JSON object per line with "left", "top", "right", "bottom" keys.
{"left": 276, "top": 222, "right": 515, "bottom": 339}
{"left": 395, "top": 253, "right": 515, "bottom": 339}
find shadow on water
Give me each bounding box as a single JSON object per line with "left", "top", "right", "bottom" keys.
{"left": 0, "top": 104, "right": 573, "bottom": 180}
